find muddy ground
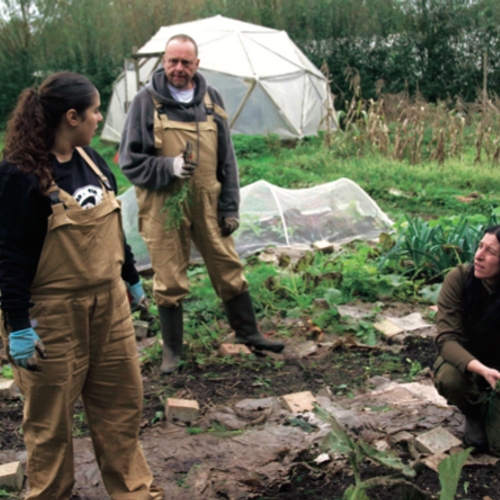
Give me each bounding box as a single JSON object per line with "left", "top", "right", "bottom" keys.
{"left": 1, "top": 303, "right": 499, "bottom": 499}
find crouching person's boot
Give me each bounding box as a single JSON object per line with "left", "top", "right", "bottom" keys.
{"left": 158, "top": 305, "right": 183, "bottom": 375}
{"left": 223, "top": 291, "right": 284, "bottom": 353}
{"left": 463, "top": 406, "right": 488, "bottom": 452}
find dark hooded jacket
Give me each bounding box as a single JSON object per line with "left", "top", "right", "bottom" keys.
{"left": 118, "top": 69, "right": 240, "bottom": 218}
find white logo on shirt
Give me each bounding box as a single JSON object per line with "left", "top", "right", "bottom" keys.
{"left": 73, "top": 185, "right": 103, "bottom": 209}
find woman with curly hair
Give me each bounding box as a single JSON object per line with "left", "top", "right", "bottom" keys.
{"left": 0, "top": 72, "right": 163, "bottom": 499}
{"left": 434, "top": 225, "right": 500, "bottom": 455}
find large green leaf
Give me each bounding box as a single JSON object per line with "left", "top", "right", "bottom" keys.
{"left": 419, "top": 283, "right": 442, "bottom": 304}
{"left": 438, "top": 448, "right": 472, "bottom": 500}
{"left": 325, "top": 288, "right": 343, "bottom": 307}
{"left": 358, "top": 441, "right": 416, "bottom": 478}
{"left": 344, "top": 484, "right": 370, "bottom": 500}
{"left": 314, "top": 406, "right": 356, "bottom": 456}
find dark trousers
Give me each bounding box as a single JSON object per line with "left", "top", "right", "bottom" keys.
{"left": 434, "top": 356, "right": 500, "bottom": 455}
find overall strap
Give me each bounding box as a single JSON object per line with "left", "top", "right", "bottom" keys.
{"left": 204, "top": 92, "right": 214, "bottom": 114}
{"left": 75, "top": 147, "right": 112, "bottom": 191}
{"left": 45, "top": 182, "right": 66, "bottom": 213}
{"left": 205, "top": 89, "right": 228, "bottom": 121}
{"left": 151, "top": 96, "right": 168, "bottom": 120}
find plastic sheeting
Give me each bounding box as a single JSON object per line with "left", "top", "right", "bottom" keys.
{"left": 118, "top": 178, "right": 393, "bottom": 272}
{"left": 102, "top": 15, "right": 335, "bottom": 142}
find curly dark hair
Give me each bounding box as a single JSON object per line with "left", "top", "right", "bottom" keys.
{"left": 3, "top": 72, "right": 97, "bottom": 192}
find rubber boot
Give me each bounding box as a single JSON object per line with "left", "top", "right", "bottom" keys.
{"left": 223, "top": 291, "right": 284, "bottom": 353}
{"left": 158, "top": 305, "right": 183, "bottom": 375}
{"left": 463, "top": 408, "right": 488, "bottom": 452}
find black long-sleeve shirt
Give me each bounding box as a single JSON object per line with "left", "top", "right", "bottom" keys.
{"left": 0, "top": 146, "right": 139, "bottom": 330}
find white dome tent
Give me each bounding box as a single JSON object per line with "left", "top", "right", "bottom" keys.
{"left": 102, "top": 15, "right": 335, "bottom": 142}
{"left": 119, "top": 178, "right": 393, "bottom": 272}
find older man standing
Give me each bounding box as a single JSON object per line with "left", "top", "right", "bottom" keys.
{"left": 119, "top": 34, "right": 284, "bottom": 374}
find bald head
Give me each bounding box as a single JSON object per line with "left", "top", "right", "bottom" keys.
{"left": 165, "top": 34, "right": 198, "bottom": 56}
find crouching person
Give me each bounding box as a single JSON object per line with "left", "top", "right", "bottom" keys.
{"left": 434, "top": 225, "right": 500, "bottom": 454}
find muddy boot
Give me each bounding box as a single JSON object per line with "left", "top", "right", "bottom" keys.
{"left": 158, "top": 305, "right": 183, "bottom": 375}
{"left": 223, "top": 291, "right": 284, "bottom": 353}
{"left": 463, "top": 409, "right": 488, "bottom": 452}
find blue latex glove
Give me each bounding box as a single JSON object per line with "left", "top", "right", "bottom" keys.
{"left": 9, "top": 328, "right": 47, "bottom": 371}
{"left": 127, "top": 280, "right": 145, "bottom": 309}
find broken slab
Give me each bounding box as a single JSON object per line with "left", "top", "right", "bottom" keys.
{"left": 165, "top": 398, "right": 200, "bottom": 424}
{"left": 338, "top": 305, "right": 373, "bottom": 319}
{"left": 374, "top": 319, "right": 404, "bottom": 338}
{"left": 386, "top": 312, "right": 431, "bottom": 332}
{"left": 0, "top": 461, "right": 23, "bottom": 491}
{"left": 415, "top": 426, "right": 462, "bottom": 454}
{"left": 219, "top": 344, "right": 252, "bottom": 356}
{"left": 400, "top": 382, "right": 449, "bottom": 408}
{"left": 0, "top": 379, "right": 19, "bottom": 400}
{"left": 282, "top": 391, "right": 316, "bottom": 413}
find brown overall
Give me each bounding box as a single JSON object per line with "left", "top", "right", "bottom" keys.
{"left": 1, "top": 148, "right": 162, "bottom": 500}
{"left": 135, "top": 92, "right": 247, "bottom": 308}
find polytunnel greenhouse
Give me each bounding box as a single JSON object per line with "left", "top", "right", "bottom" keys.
{"left": 118, "top": 178, "right": 393, "bottom": 272}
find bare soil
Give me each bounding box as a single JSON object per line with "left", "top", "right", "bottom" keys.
{"left": 1, "top": 314, "right": 499, "bottom": 499}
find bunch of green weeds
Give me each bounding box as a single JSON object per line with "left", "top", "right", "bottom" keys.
{"left": 161, "top": 181, "right": 192, "bottom": 232}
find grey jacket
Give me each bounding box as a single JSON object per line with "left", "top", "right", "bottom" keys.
{"left": 118, "top": 69, "right": 240, "bottom": 218}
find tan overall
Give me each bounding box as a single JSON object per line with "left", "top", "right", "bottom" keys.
{"left": 135, "top": 92, "right": 247, "bottom": 308}
{"left": 1, "top": 149, "right": 163, "bottom": 500}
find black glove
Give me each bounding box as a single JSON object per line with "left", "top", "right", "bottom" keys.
{"left": 218, "top": 217, "right": 240, "bottom": 237}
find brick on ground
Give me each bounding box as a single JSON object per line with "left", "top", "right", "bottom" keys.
{"left": 373, "top": 319, "right": 404, "bottom": 339}
{"left": 133, "top": 319, "right": 149, "bottom": 340}
{"left": 415, "top": 426, "right": 462, "bottom": 454}
{"left": 219, "top": 343, "right": 251, "bottom": 356}
{"left": 0, "top": 379, "right": 19, "bottom": 400}
{"left": 312, "top": 240, "right": 336, "bottom": 254}
{"left": 0, "top": 461, "right": 24, "bottom": 491}
{"left": 282, "top": 391, "right": 316, "bottom": 413}
{"left": 165, "top": 398, "right": 200, "bottom": 424}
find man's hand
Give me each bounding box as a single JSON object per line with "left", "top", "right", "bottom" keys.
{"left": 172, "top": 156, "right": 197, "bottom": 179}
{"left": 467, "top": 359, "right": 500, "bottom": 389}
{"left": 9, "top": 328, "right": 47, "bottom": 372}
{"left": 218, "top": 217, "right": 240, "bottom": 237}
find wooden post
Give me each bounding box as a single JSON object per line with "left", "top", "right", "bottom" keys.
{"left": 483, "top": 51, "right": 488, "bottom": 111}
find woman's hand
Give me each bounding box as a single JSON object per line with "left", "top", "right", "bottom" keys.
{"left": 467, "top": 359, "right": 500, "bottom": 389}
{"left": 126, "top": 279, "right": 146, "bottom": 310}
{"left": 9, "top": 327, "right": 47, "bottom": 371}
